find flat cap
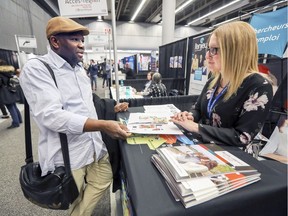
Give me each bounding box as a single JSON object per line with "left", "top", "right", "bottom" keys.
{"left": 46, "top": 16, "right": 89, "bottom": 39}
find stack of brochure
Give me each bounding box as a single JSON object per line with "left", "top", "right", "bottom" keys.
{"left": 151, "top": 144, "right": 261, "bottom": 208}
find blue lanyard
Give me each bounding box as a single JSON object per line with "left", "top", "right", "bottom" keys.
{"left": 207, "top": 85, "right": 228, "bottom": 118}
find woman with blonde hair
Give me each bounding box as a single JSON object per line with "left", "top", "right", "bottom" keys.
{"left": 171, "top": 21, "right": 273, "bottom": 147}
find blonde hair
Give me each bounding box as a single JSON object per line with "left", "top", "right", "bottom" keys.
{"left": 209, "top": 21, "right": 259, "bottom": 100}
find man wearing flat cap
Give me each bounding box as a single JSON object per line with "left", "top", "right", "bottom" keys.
{"left": 20, "top": 16, "right": 130, "bottom": 216}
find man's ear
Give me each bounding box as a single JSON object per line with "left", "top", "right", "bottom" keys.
{"left": 49, "top": 36, "right": 60, "bottom": 49}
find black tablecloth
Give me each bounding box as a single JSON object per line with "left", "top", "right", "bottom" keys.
{"left": 118, "top": 107, "right": 287, "bottom": 216}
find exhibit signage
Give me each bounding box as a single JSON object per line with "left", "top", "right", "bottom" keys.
{"left": 58, "top": 0, "right": 108, "bottom": 18}
{"left": 250, "top": 7, "right": 288, "bottom": 58}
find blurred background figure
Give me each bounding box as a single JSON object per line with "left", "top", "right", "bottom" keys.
{"left": 124, "top": 63, "right": 135, "bottom": 79}
{"left": 258, "top": 64, "right": 278, "bottom": 95}
{"left": 0, "top": 103, "right": 9, "bottom": 118}
{"left": 87, "top": 59, "right": 98, "bottom": 91}
{"left": 139, "top": 71, "right": 154, "bottom": 96}
{"left": 0, "top": 59, "right": 22, "bottom": 129}
{"left": 146, "top": 72, "right": 167, "bottom": 97}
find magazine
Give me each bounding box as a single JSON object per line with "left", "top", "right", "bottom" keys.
{"left": 151, "top": 146, "right": 261, "bottom": 208}
{"left": 127, "top": 112, "right": 183, "bottom": 135}
{"left": 156, "top": 144, "right": 257, "bottom": 182}
{"left": 152, "top": 154, "right": 260, "bottom": 197}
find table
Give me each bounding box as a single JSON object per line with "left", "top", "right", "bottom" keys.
{"left": 118, "top": 107, "right": 287, "bottom": 216}
{"left": 110, "top": 86, "right": 143, "bottom": 100}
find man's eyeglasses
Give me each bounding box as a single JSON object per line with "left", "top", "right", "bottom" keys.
{"left": 206, "top": 47, "right": 220, "bottom": 56}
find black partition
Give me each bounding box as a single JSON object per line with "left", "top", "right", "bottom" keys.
{"left": 123, "top": 78, "right": 186, "bottom": 93}
{"left": 119, "top": 94, "right": 199, "bottom": 111}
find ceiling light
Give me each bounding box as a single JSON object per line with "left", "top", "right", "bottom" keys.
{"left": 187, "top": 0, "right": 241, "bottom": 25}
{"left": 131, "top": 0, "right": 147, "bottom": 21}
{"left": 175, "top": 0, "right": 196, "bottom": 14}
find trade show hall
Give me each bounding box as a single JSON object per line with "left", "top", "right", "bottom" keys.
{"left": 0, "top": 1, "right": 287, "bottom": 216}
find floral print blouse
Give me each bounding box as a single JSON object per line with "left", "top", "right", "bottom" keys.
{"left": 192, "top": 73, "right": 273, "bottom": 147}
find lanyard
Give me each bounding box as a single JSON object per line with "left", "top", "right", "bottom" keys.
{"left": 207, "top": 85, "right": 228, "bottom": 118}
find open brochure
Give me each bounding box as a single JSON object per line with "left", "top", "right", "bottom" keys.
{"left": 127, "top": 112, "right": 183, "bottom": 135}
{"left": 156, "top": 144, "right": 257, "bottom": 182}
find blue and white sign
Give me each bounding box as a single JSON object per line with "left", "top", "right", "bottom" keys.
{"left": 250, "top": 7, "right": 288, "bottom": 58}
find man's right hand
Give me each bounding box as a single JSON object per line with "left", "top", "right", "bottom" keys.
{"left": 102, "top": 120, "right": 131, "bottom": 139}
{"left": 84, "top": 119, "right": 131, "bottom": 140}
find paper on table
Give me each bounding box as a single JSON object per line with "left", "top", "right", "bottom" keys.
{"left": 127, "top": 113, "right": 183, "bottom": 135}
{"left": 144, "top": 104, "right": 181, "bottom": 116}
{"left": 126, "top": 134, "right": 166, "bottom": 149}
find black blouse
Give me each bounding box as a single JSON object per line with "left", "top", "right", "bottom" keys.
{"left": 192, "top": 73, "right": 273, "bottom": 147}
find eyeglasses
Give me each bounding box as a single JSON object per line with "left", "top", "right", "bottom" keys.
{"left": 206, "top": 47, "right": 220, "bottom": 56}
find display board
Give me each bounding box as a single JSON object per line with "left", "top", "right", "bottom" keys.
{"left": 250, "top": 7, "right": 288, "bottom": 58}
{"left": 188, "top": 33, "right": 210, "bottom": 95}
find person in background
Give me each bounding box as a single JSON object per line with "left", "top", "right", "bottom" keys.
{"left": 146, "top": 72, "right": 167, "bottom": 97}
{"left": 19, "top": 16, "right": 130, "bottom": 216}
{"left": 0, "top": 104, "right": 9, "bottom": 118}
{"left": 0, "top": 59, "right": 22, "bottom": 128}
{"left": 102, "top": 59, "right": 108, "bottom": 88}
{"left": 258, "top": 64, "right": 278, "bottom": 95}
{"left": 87, "top": 59, "right": 98, "bottom": 91}
{"left": 171, "top": 21, "right": 273, "bottom": 147}
{"left": 105, "top": 60, "right": 111, "bottom": 88}
{"left": 14, "top": 68, "right": 25, "bottom": 104}
{"left": 139, "top": 71, "right": 154, "bottom": 96}
{"left": 124, "top": 63, "right": 135, "bottom": 79}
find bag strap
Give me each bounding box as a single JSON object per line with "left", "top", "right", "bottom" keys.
{"left": 24, "top": 59, "right": 72, "bottom": 176}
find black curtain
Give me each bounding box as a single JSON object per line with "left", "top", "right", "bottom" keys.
{"left": 159, "top": 38, "right": 187, "bottom": 78}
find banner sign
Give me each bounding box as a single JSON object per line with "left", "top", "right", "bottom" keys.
{"left": 17, "top": 36, "right": 37, "bottom": 48}
{"left": 250, "top": 7, "right": 288, "bottom": 58}
{"left": 87, "top": 34, "right": 108, "bottom": 45}
{"left": 58, "top": 0, "right": 108, "bottom": 18}
{"left": 92, "top": 46, "right": 105, "bottom": 52}
{"left": 188, "top": 33, "right": 210, "bottom": 95}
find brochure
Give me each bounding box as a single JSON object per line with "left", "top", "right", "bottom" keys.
{"left": 127, "top": 112, "right": 183, "bottom": 135}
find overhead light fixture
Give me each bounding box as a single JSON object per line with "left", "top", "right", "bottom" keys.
{"left": 187, "top": 0, "right": 241, "bottom": 26}
{"left": 175, "top": 0, "right": 196, "bottom": 14}
{"left": 97, "top": 16, "right": 103, "bottom": 21}
{"left": 131, "top": 0, "right": 147, "bottom": 21}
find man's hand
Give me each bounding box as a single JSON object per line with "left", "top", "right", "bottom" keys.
{"left": 103, "top": 120, "right": 131, "bottom": 139}
{"left": 84, "top": 119, "right": 131, "bottom": 139}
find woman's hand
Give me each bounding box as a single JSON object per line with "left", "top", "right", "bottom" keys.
{"left": 171, "top": 111, "right": 194, "bottom": 122}
{"left": 170, "top": 111, "right": 198, "bottom": 133}
{"left": 170, "top": 118, "right": 199, "bottom": 133}
{"left": 114, "top": 102, "right": 129, "bottom": 113}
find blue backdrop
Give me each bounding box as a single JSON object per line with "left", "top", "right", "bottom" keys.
{"left": 250, "top": 7, "right": 288, "bottom": 58}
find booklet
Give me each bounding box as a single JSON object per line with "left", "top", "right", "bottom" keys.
{"left": 151, "top": 145, "right": 261, "bottom": 209}
{"left": 156, "top": 144, "right": 257, "bottom": 182}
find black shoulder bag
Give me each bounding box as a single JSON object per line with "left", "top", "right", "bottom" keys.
{"left": 19, "top": 60, "right": 79, "bottom": 210}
